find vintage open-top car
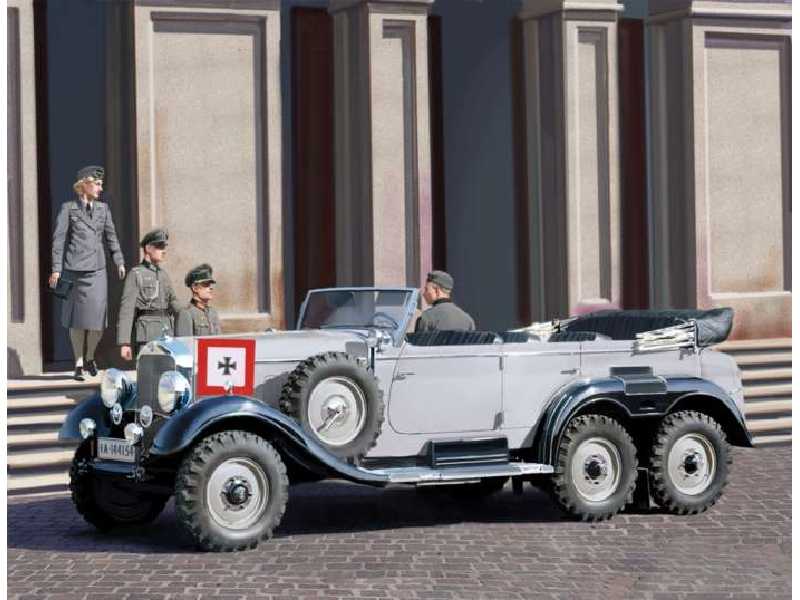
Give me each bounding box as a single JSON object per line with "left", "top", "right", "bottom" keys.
{"left": 60, "top": 287, "right": 751, "bottom": 551}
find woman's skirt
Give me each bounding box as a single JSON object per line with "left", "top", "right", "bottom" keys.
{"left": 61, "top": 268, "right": 107, "bottom": 330}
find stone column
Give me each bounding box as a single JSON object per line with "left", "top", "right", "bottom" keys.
{"left": 649, "top": 0, "right": 791, "bottom": 339}
{"left": 329, "top": 0, "right": 433, "bottom": 287}
{"left": 7, "top": 0, "right": 42, "bottom": 376}
{"left": 133, "top": 0, "right": 284, "bottom": 330}
{"left": 518, "top": 0, "right": 623, "bottom": 320}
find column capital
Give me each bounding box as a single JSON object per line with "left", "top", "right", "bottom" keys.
{"left": 648, "top": 0, "right": 791, "bottom": 21}
{"left": 134, "top": 0, "right": 280, "bottom": 9}
{"left": 328, "top": 0, "right": 433, "bottom": 15}
{"left": 518, "top": 0, "right": 623, "bottom": 20}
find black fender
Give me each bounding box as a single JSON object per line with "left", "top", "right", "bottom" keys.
{"left": 58, "top": 393, "right": 113, "bottom": 441}
{"left": 533, "top": 376, "right": 752, "bottom": 466}
{"left": 150, "top": 395, "right": 389, "bottom": 486}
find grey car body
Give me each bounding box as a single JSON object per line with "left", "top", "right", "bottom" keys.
{"left": 60, "top": 287, "right": 751, "bottom": 550}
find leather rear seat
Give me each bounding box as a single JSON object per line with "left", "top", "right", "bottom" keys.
{"left": 405, "top": 330, "right": 499, "bottom": 346}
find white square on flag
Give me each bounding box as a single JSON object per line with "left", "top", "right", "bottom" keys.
{"left": 206, "top": 346, "right": 247, "bottom": 388}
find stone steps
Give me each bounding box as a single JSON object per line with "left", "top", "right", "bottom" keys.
{"left": 718, "top": 339, "right": 792, "bottom": 447}
{"left": 7, "top": 376, "right": 96, "bottom": 495}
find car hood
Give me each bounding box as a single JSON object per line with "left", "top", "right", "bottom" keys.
{"left": 172, "top": 329, "right": 371, "bottom": 362}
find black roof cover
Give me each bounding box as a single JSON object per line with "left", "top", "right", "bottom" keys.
{"left": 565, "top": 307, "right": 734, "bottom": 347}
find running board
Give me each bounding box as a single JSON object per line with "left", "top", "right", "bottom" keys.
{"left": 363, "top": 462, "right": 553, "bottom": 484}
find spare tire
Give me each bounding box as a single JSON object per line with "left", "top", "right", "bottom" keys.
{"left": 279, "top": 352, "right": 384, "bottom": 461}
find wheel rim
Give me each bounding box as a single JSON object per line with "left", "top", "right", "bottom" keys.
{"left": 307, "top": 376, "right": 366, "bottom": 446}
{"left": 206, "top": 457, "right": 269, "bottom": 531}
{"left": 667, "top": 433, "right": 716, "bottom": 495}
{"left": 571, "top": 437, "right": 622, "bottom": 502}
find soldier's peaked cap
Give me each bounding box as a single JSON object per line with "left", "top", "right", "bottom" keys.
{"left": 426, "top": 270, "right": 454, "bottom": 291}
{"left": 185, "top": 263, "right": 216, "bottom": 287}
{"left": 140, "top": 228, "right": 169, "bottom": 248}
{"left": 75, "top": 165, "right": 105, "bottom": 182}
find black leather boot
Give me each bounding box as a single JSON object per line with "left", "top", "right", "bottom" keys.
{"left": 86, "top": 359, "right": 98, "bottom": 377}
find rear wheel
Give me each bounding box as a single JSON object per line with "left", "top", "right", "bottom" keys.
{"left": 551, "top": 414, "right": 638, "bottom": 521}
{"left": 69, "top": 441, "right": 168, "bottom": 531}
{"left": 175, "top": 430, "right": 288, "bottom": 551}
{"left": 650, "top": 410, "right": 730, "bottom": 514}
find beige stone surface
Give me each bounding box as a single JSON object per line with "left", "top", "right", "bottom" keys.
{"left": 331, "top": 0, "right": 432, "bottom": 289}
{"left": 649, "top": 2, "right": 791, "bottom": 339}
{"left": 371, "top": 21, "right": 408, "bottom": 286}
{"left": 7, "top": 0, "right": 42, "bottom": 376}
{"left": 521, "top": 9, "right": 621, "bottom": 318}
{"left": 134, "top": 4, "right": 284, "bottom": 328}
{"left": 706, "top": 38, "right": 787, "bottom": 295}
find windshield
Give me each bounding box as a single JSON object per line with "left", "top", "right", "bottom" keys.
{"left": 299, "top": 289, "right": 414, "bottom": 335}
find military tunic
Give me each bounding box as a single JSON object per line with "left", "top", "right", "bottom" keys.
{"left": 51, "top": 199, "right": 124, "bottom": 330}
{"left": 117, "top": 260, "right": 182, "bottom": 346}
{"left": 175, "top": 301, "right": 222, "bottom": 337}
{"left": 415, "top": 298, "right": 476, "bottom": 332}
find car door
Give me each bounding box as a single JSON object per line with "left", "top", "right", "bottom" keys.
{"left": 501, "top": 340, "right": 581, "bottom": 430}
{"left": 388, "top": 342, "right": 502, "bottom": 435}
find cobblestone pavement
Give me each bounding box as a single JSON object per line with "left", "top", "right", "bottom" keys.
{"left": 7, "top": 446, "right": 791, "bottom": 600}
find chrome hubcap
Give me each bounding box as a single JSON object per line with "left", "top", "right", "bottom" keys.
{"left": 307, "top": 377, "right": 366, "bottom": 446}
{"left": 572, "top": 437, "right": 622, "bottom": 502}
{"left": 667, "top": 433, "right": 716, "bottom": 495}
{"left": 207, "top": 458, "right": 269, "bottom": 530}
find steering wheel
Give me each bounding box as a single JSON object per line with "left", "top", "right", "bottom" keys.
{"left": 370, "top": 311, "right": 399, "bottom": 329}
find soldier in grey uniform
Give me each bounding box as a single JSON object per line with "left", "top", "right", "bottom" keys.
{"left": 117, "top": 229, "right": 182, "bottom": 361}
{"left": 49, "top": 165, "right": 126, "bottom": 380}
{"left": 415, "top": 270, "right": 476, "bottom": 332}
{"left": 175, "top": 264, "right": 223, "bottom": 337}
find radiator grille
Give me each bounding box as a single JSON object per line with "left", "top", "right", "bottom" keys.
{"left": 136, "top": 354, "right": 176, "bottom": 413}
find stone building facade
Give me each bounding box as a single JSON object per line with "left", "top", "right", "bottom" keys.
{"left": 7, "top": 0, "right": 792, "bottom": 374}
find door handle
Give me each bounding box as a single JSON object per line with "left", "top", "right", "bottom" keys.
{"left": 560, "top": 368, "right": 578, "bottom": 375}
{"left": 394, "top": 371, "right": 415, "bottom": 381}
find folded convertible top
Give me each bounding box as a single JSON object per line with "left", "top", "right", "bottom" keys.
{"left": 565, "top": 307, "right": 734, "bottom": 347}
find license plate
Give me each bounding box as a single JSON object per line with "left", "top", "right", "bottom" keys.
{"left": 96, "top": 438, "right": 136, "bottom": 463}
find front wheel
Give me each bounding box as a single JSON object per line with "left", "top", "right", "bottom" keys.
{"left": 650, "top": 410, "right": 730, "bottom": 514}
{"left": 551, "top": 414, "right": 638, "bottom": 521}
{"left": 69, "top": 441, "right": 168, "bottom": 531}
{"left": 175, "top": 430, "right": 289, "bottom": 552}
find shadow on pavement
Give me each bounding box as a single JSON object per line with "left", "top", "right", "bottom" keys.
{"left": 8, "top": 480, "right": 571, "bottom": 553}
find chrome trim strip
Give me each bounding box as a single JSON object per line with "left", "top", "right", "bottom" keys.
{"left": 579, "top": 349, "right": 638, "bottom": 356}
{"left": 255, "top": 358, "right": 306, "bottom": 365}
{"left": 503, "top": 350, "right": 580, "bottom": 357}
{"left": 371, "top": 462, "right": 554, "bottom": 484}
{"left": 399, "top": 353, "right": 502, "bottom": 360}
{"left": 255, "top": 356, "right": 399, "bottom": 365}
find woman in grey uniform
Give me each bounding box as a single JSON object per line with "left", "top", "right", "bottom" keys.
{"left": 49, "top": 166, "right": 126, "bottom": 380}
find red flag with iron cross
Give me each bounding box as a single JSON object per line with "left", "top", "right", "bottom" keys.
{"left": 196, "top": 338, "right": 256, "bottom": 396}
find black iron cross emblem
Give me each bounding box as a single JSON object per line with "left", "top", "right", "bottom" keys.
{"left": 218, "top": 356, "right": 237, "bottom": 376}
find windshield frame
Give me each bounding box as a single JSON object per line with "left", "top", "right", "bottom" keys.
{"left": 297, "top": 287, "right": 419, "bottom": 345}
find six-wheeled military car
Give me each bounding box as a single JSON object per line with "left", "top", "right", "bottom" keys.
{"left": 60, "top": 287, "right": 751, "bottom": 551}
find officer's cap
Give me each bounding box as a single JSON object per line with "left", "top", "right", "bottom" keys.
{"left": 75, "top": 165, "right": 105, "bottom": 182}
{"left": 426, "top": 270, "right": 454, "bottom": 291}
{"left": 140, "top": 228, "right": 169, "bottom": 248}
{"left": 185, "top": 263, "right": 216, "bottom": 287}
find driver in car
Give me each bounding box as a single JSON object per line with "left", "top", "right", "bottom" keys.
{"left": 415, "top": 270, "right": 475, "bottom": 332}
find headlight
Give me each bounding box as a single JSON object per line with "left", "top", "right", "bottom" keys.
{"left": 124, "top": 423, "right": 143, "bottom": 444}
{"left": 157, "top": 370, "right": 191, "bottom": 413}
{"left": 79, "top": 418, "right": 96, "bottom": 439}
{"left": 101, "top": 368, "right": 129, "bottom": 408}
